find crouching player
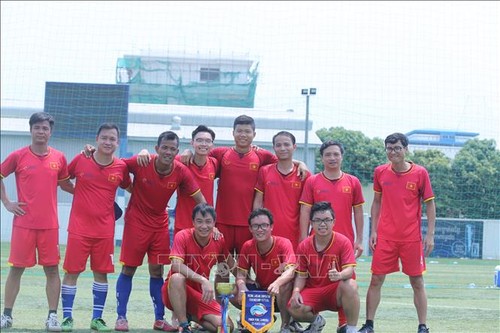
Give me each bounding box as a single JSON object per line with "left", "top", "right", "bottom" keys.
{"left": 162, "top": 203, "right": 236, "bottom": 333}
{"left": 288, "top": 201, "right": 360, "bottom": 333}
{"left": 233, "top": 208, "right": 302, "bottom": 333}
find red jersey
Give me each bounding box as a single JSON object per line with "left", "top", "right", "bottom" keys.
{"left": 174, "top": 155, "right": 218, "bottom": 231}
{"left": 299, "top": 172, "right": 364, "bottom": 243}
{"left": 211, "top": 147, "right": 277, "bottom": 227}
{"left": 67, "top": 154, "right": 131, "bottom": 238}
{"left": 124, "top": 156, "right": 201, "bottom": 231}
{"left": 373, "top": 162, "right": 434, "bottom": 242}
{"left": 238, "top": 236, "right": 296, "bottom": 289}
{"left": 169, "top": 228, "right": 230, "bottom": 292}
{"left": 295, "top": 232, "right": 356, "bottom": 288}
{"left": 1, "top": 146, "right": 69, "bottom": 229}
{"left": 255, "top": 164, "right": 310, "bottom": 249}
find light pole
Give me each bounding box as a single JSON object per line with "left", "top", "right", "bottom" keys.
{"left": 301, "top": 88, "right": 316, "bottom": 166}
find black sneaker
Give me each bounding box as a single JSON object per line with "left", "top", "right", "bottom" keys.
{"left": 337, "top": 324, "right": 347, "bottom": 333}
{"left": 417, "top": 325, "right": 429, "bottom": 333}
{"left": 358, "top": 323, "right": 374, "bottom": 333}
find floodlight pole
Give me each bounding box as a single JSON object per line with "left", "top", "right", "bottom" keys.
{"left": 302, "top": 88, "right": 316, "bottom": 166}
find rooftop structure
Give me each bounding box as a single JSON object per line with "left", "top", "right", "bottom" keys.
{"left": 406, "top": 129, "right": 479, "bottom": 158}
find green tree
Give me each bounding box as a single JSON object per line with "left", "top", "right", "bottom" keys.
{"left": 316, "top": 127, "right": 386, "bottom": 185}
{"left": 451, "top": 139, "right": 500, "bottom": 219}
{"left": 410, "top": 149, "right": 456, "bottom": 217}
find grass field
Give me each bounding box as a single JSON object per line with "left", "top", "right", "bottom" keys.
{"left": 0, "top": 242, "right": 499, "bottom": 332}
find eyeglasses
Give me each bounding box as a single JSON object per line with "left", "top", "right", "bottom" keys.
{"left": 194, "top": 138, "right": 213, "bottom": 144}
{"left": 385, "top": 146, "right": 404, "bottom": 153}
{"left": 250, "top": 223, "right": 271, "bottom": 231}
{"left": 311, "top": 218, "right": 334, "bottom": 225}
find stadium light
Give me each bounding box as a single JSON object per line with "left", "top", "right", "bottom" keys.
{"left": 302, "top": 88, "right": 316, "bottom": 166}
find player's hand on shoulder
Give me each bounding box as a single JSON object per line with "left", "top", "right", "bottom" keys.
{"left": 137, "top": 149, "right": 152, "bottom": 166}
{"left": 180, "top": 149, "right": 193, "bottom": 165}
{"left": 81, "top": 144, "right": 96, "bottom": 158}
{"left": 212, "top": 227, "right": 223, "bottom": 240}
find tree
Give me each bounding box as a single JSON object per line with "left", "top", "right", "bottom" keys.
{"left": 316, "top": 127, "right": 386, "bottom": 185}
{"left": 410, "top": 149, "right": 456, "bottom": 217}
{"left": 451, "top": 139, "right": 500, "bottom": 219}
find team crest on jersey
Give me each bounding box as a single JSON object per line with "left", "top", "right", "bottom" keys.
{"left": 209, "top": 173, "right": 215, "bottom": 180}
{"left": 406, "top": 182, "right": 417, "bottom": 190}
{"left": 108, "top": 174, "right": 119, "bottom": 182}
{"left": 271, "top": 258, "right": 280, "bottom": 268}
{"left": 249, "top": 163, "right": 259, "bottom": 171}
{"left": 49, "top": 162, "right": 59, "bottom": 170}
{"left": 291, "top": 181, "right": 301, "bottom": 189}
{"left": 167, "top": 182, "right": 177, "bottom": 189}
{"left": 342, "top": 186, "right": 351, "bottom": 193}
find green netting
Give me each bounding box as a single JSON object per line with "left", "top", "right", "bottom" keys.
{"left": 115, "top": 56, "right": 258, "bottom": 107}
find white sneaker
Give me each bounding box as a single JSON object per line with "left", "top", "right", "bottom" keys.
{"left": 303, "top": 315, "right": 326, "bottom": 333}
{"left": 1, "top": 314, "right": 13, "bottom": 329}
{"left": 46, "top": 313, "right": 62, "bottom": 332}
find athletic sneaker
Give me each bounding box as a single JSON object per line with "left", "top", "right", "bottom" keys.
{"left": 46, "top": 313, "right": 62, "bottom": 332}
{"left": 153, "top": 319, "right": 177, "bottom": 332}
{"left": 337, "top": 324, "right": 347, "bottom": 333}
{"left": 61, "top": 317, "right": 73, "bottom": 332}
{"left": 281, "top": 326, "right": 292, "bottom": 333}
{"left": 237, "top": 319, "right": 251, "bottom": 333}
{"left": 90, "top": 318, "right": 112, "bottom": 332}
{"left": 289, "top": 320, "right": 304, "bottom": 332}
{"left": 178, "top": 324, "right": 193, "bottom": 333}
{"left": 358, "top": 323, "right": 374, "bottom": 333}
{"left": 1, "top": 314, "right": 13, "bottom": 329}
{"left": 303, "top": 315, "right": 326, "bottom": 333}
{"left": 417, "top": 325, "right": 430, "bottom": 333}
{"left": 114, "top": 317, "right": 129, "bottom": 332}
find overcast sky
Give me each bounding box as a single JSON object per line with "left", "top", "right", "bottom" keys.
{"left": 1, "top": 1, "right": 499, "bottom": 143}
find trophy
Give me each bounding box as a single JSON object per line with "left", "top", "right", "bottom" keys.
{"left": 216, "top": 282, "right": 235, "bottom": 333}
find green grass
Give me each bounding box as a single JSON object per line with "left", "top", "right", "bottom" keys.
{"left": 1, "top": 242, "right": 499, "bottom": 332}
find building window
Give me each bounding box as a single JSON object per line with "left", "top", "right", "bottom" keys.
{"left": 200, "top": 68, "right": 220, "bottom": 82}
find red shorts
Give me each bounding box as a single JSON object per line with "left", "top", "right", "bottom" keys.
{"left": 371, "top": 238, "right": 426, "bottom": 276}
{"left": 217, "top": 224, "right": 252, "bottom": 256}
{"left": 119, "top": 223, "right": 170, "bottom": 266}
{"left": 63, "top": 233, "right": 115, "bottom": 274}
{"left": 290, "top": 284, "right": 340, "bottom": 313}
{"left": 162, "top": 278, "right": 221, "bottom": 321}
{"left": 8, "top": 226, "right": 59, "bottom": 267}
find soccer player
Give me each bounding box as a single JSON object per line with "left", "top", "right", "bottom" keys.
{"left": 181, "top": 115, "right": 308, "bottom": 257}
{"left": 253, "top": 131, "right": 310, "bottom": 250}
{"left": 137, "top": 125, "right": 218, "bottom": 235}
{"left": 173, "top": 125, "right": 218, "bottom": 233}
{"left": 234, "top": 208, "right": 301, "bottom": 333}
{"left": 358, "top": 133, "right": 436, "bottom": 333}
{"left": 299, "top": 140, "right": 365, "bottom": 254}
{"left": 288, "top": 201, "right": 360, "bottom": 333}
{"left": 114, "top": 130, "right": 206, "bottom": 332}
{"left": 0, "top": 112, "right": 69, "bottom": 331}
{"left": 162, "top": 203, "right": 236, "bottom": 333}
{"left": 299, "top": 140, "right": 364, "bottom": 332}
{"left": 59, "top": 123, "right": 131, "bottom": 332}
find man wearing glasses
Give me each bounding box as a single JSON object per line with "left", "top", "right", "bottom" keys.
{"left": 234, "top": 208, "right": 301, "bottom": 333}
{"left": 358, "top": 133, "right": 435, "bottom": 333}
{"left": 289, "top": 201, "right": 360, "bottom": 333}
{"left": 299, "top": 140, "right": 365, "bottom": 332}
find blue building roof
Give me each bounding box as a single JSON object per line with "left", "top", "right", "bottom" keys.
{"left": 406, "top": 129, "right": 479, "bottom": 147}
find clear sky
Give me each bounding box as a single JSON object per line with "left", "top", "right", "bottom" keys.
{"left": 1, "top": 1, "right": 499, "bottom": 143}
